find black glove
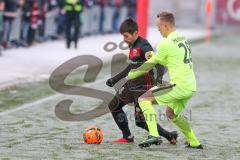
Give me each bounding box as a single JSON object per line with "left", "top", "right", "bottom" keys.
{"left": 106, "top": 78, "right": 114, "bottom": 87}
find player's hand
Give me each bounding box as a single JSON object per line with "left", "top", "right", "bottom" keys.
{"left": 145, "top": 51, "right": 153, "bottom": 60}
{"left": 106, "top": 78, "right": 114, "bottom": 87}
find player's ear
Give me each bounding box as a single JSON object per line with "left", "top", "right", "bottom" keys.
{"left": 165, "top": 24, "right": 169, "bottom": 31}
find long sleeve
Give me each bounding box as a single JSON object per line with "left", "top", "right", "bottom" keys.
{"left": 111, "top": 63, "right": 134, "bottom": 85}
{"left": 128, "top": 54, "right": 159, "bottom": 80}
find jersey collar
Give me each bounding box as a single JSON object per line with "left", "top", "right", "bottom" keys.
{"left": 167, "top": 31, "right": 178, "bottom": 39}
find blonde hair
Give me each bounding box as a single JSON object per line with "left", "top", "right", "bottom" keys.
{"left": 157, "top": 12, "right": 175, "bottom": 26}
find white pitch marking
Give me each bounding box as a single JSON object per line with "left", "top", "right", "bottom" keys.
{"left": 0, "top": 77, "right": 109, "bottom": 117}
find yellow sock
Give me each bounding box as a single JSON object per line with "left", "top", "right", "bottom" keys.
{"left": 139, "top": 100, "right": 159, "bottom": 137}
{"left": 172, "top": 115, "right": 200, "bottom": 147}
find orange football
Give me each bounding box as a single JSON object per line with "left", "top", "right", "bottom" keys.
{"left": 83, "top": 126, "right": 103, "bottom": 144}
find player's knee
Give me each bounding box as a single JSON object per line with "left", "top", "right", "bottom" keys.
{"left": 138, "top": 96, "right": 145, "bottom": 102}
{"left": 166, "top": 107, "right": 175, "bottom": 120}
{"left": 139, "top": 91, "right": 155, "bottom": 103}
{"left": 108, "top": 97, "right": 122, "bottom": 113}
{"left": 138, "top": 94, "right": 152, "bottom": 102}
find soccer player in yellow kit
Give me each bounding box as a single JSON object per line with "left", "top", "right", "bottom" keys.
{"left": 127, "top": 12, "right": 203, "bottom": 149}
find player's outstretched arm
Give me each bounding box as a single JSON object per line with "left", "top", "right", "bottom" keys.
{"left": 128, "top": 54, "right": 159, "bottom": 80}
{"left": 106, "top": 63, "right": 134, "bottom": 87}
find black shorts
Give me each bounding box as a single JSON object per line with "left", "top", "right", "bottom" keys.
{"left": 116, "top": 75, "right": 154, "bottom": 104}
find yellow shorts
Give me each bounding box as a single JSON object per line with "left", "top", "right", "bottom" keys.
{"left": 151, "top": 85, "right": 195, "bottom": 115}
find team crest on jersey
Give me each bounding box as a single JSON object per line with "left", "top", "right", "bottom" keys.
{"left": 133, "top": 49, "right": 138, "bottom": 56}
{"left": 129, "top": 48, "right": 141, "bottom": 59}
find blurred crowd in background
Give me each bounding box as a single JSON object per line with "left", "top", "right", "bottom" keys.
{"left": 0, "top": 0, "right": 136, "bottom": 50}
{"left": 0, "top": 0, "right": 239, "bottom": 51}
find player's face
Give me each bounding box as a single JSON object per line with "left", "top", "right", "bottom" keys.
{"left": 157, "top": 19, "right": 168, "bottom": 38}
{"left": 122, "top": 31, "right": 138, "bottom": 45}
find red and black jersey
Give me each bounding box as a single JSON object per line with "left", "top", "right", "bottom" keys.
{"left": 111, "top": 36, "right": 165, "bottom": 91}
{"left": 129, "top": 36, "right": 153, "bottom": 64}
{"left": 128, "top": 36, "right": 154, "bottom": 90}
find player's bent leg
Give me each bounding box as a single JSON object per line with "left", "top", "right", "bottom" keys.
{"left": 135, "top": 120, "right": 178, "bottom": 145}
{"left": 172, "top": 114, "right": 201, "bottom": 148}
{"left": 138, "top": 89, "right": 156, "bottom": 102}
{"left": 138, "top": 91, "right": 162, "bottom": 147}
{"left": 108, "top": 96, "right": 133, "bottom": 143}
{"left": 138, "top": 91, "right": 159, "bottom": 137}
{"left": 152, "top": 85, "right": 202, "bottom": 148}
{"left": 135, "top": 104, "right": 178, "bottom": 144}
{"left": 166, "top": 106, "right": 202, "bottom": 149}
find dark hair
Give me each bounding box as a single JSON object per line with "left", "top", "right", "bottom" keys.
{"left": 157, "top": 12, "right": 175, "bottom": 26}
{"left": 119, "top": 18, "right": 138, "bottom": 34}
